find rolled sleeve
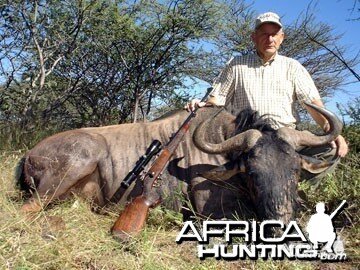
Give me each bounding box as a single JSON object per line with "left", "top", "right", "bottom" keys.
{"left": 210, "top": 58, "right": 235, "bottom": 106}
{"left": 294, "top": 62, "right": 321, "bottom": 107}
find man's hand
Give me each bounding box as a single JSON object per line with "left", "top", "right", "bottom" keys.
{"left": 184, "top": 99, "right": 207, "bottom": 111}
{"left": 184, "top": 96, "right": 220, "bottom": 111}
{"left": 331, "top": 135, "right": 349, "bottom": 157}
{"left": 305, "top": 100, "right": 349, "bottom": 157}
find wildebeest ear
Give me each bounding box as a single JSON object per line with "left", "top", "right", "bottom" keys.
{"left": 198, "top": 160, "right": 245, "bottom": 181}
{"left": 300, "top": 155, "right": 335, "bottom": 174}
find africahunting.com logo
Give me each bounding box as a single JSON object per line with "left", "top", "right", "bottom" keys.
{"left": 176, "top": 200, "right": 347, "bottom": 261}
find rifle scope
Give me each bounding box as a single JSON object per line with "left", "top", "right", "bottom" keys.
{"left": 121, "top": 140, "right": 162, "bottom": 189}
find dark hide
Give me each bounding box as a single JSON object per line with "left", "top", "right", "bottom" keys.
{"left": 243, "top": 134, "right": 300, "bottom": 222}
{"left": 231, "top": 110, "right": 299, "bottom": 223}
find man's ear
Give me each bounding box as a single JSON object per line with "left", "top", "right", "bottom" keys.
{"left": 278, "top": 31, "right": 285, "bottom": 45}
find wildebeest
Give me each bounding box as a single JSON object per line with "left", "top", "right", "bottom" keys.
{"left": 17, "top": 103, "right": 341, "bottom": 224}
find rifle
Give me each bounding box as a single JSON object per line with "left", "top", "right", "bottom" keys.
{"left": 111, "top": 88, "right": 212, "bottom": 240}
{"left": 110, "top": 139, "right": 162, "bottom": 204}
{"left": 329, "top": 200, "right": 347, "bottom": 219}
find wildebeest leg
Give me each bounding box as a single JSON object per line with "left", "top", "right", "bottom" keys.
{"left": 189, "top": 178, "right": 211, "bottom": 217}
{"left": 21, "top": 198, "right": 43, "bottom": 212}
{"left": 21, "top": 161, "right": 99, "bottom": 213}
{"left": 73, "top": 167, "right": 105, "bottom": 207}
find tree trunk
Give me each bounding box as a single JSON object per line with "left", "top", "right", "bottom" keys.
{"left": 133, "top": 95, "right": 139, "bottom": 123}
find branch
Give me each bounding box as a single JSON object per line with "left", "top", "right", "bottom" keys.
{"left": 303, "top": 29, "right": 360, "bottom": 82}
{"left": 45, "top": 55, "right": 63, "bottom": 76}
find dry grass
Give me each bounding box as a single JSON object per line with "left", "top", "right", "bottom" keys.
{"left": 0, "top": 150, "right": 359, "bottom": 270}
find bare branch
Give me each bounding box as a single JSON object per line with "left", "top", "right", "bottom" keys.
{"left": 303, "top": 28, "right": 360, "bottom": 82}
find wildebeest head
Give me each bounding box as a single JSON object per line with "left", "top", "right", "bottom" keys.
{"left": 193, "top": 102, "right": 342, "bottom": 223}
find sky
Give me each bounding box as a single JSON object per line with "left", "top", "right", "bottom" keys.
{"left": 193, "top": 0, "right": 359, "bottom": 117}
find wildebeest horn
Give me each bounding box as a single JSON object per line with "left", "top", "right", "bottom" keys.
{"left": 193, "top": 116, "right": 262, "bottom": 154}
{"left": 277, "top": 102, "right": 343, "bottom": 150}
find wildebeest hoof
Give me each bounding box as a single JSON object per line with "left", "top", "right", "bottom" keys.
{"left": 21, "top": 200, "right": 43, "bottom": 213}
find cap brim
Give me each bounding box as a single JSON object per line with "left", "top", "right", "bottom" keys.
{"left": 255, "top": 21, "right": 282, "bottom": 29}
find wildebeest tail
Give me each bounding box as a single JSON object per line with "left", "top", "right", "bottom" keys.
{"left": 14, "top": 156, "right": 33, "bottom": 194}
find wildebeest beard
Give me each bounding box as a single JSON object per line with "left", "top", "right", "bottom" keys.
{"left": 229, "top": 109, "right": 300, "bottom": 223}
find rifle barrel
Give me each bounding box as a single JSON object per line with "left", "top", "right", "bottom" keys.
{"left": 111, "top": 87, "right": 213, "bottom": 239}
{"left": 329, "top": 200, "right": 347, "bottom": 219}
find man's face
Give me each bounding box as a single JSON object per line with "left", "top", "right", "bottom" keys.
{"left": 251, "top": 23, "right": 284, "bottom": 60}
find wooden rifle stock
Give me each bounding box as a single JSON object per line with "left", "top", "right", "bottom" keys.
{"left": 111, "top": 196, "right": 151, "bottom": 240}
{"left": 111, "top": 150, "right": 171, "bottom": 239}
{"left": 111, "top": 88, "right": 212, "bottom": 240}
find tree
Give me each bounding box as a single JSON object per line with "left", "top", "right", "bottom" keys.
{"left": 0, "top": 0, "right": 359, "bottom": 145}
{"left": 0, "top": 0, "right": 95, "bottom": 128}
{"left": 0, "top": 0, "right": 220, "bottom": 130}
{"left": 337, "top": 97, "right": 360, "bottom": 126}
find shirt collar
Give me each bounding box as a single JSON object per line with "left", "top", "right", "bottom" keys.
{"left": 255, "top": 51, "right": 279, "bottom": 66}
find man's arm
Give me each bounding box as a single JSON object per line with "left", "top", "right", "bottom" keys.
{"left": 185, "top": 58, "right": 235, "bottom": 111}
{"left": 185, "top": 95, "right": 222, "bottom": 111}
{"left": 305, "top": 99, "right": 348, "bottom": 157}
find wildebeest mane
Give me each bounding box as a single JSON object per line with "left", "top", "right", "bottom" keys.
{"left": 233, "top": 108, "right": 277, "bottom": 134}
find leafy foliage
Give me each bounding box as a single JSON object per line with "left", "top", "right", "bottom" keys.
{"left": 337, "top": 97, "right": 360, "bottom": 126}
{"left": 0, "top": 0, "right": 220, "bottom": 130}
{"left": 0, "top": 0, "right": 359, "bottom": 149}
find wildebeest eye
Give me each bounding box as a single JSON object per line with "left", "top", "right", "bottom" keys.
{"left": 250, "top": 147, "right": 262, "bottom": 158}
{"left": 282, "top": 147, "right": 292, "bottom": 155}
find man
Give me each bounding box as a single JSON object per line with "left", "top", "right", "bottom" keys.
{"left": 306, "top": 202, "right": 336, "bottom": 252}
{"left": 187, "top": 12, "right": 348, "bottom": 157}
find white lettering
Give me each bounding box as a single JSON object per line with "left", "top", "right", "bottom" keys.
{"left": 282, "top": 221, "right": 307, "bottom": 241}
{"left": 197, "top": 244, "right": 220, "bottom": 259}
{"left": 225, "top": 221, "right": 249, "bottom": 242}
{"left": 176, "top": 220, "right": 347, "bottom": 261}
{"left": 203, "top": 221, "right": 225, "bottom": 242}
{"left": 219, "top": 245, "right": 238, "bottom": 259}
{"left": 176, "top": 221, "right": 203, "bottom": 243}
{"left": 294, "top": 244, "right": 317, "bottom": 259}
{"left": 239, "top": 244, "right": 256, "bottom": 258}
{"left": 259, "top": 220, "right": 284, "bottom": 242}
{"left": 276, "top": 244, "right": 294, "bottom": 258}
{"left": 257, "top": 244, "right": 276, "bottom": 258}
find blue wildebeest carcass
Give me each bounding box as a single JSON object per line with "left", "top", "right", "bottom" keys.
{"left": 17, "top": 103, "right": 342, "bottom": 224}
